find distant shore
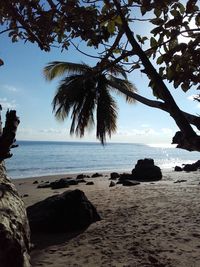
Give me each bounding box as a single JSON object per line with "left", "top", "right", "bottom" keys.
{"left": 13, "top": 169, "right": 200, "bottom": 267}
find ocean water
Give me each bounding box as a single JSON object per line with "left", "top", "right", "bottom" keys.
{"left": 5, "top": 141, "right": 200, "bottom": 179}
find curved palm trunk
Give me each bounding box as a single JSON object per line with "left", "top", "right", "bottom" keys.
{"left": 0, "top": 109, "right": 31, "bottom": 267}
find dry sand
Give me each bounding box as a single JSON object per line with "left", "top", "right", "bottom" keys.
{"left": 13, "top": 170, "right": 200, "bottom": 267}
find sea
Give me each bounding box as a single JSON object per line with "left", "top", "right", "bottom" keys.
{"left": 5, "top": 140, "right": 200, "bottom": 179}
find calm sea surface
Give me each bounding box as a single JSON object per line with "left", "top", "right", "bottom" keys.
{"left": 5, "top": 141, "right": 200, "bottom": 179}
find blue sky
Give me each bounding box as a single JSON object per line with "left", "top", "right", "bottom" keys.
{"left": 0, "top": 19, "right": 199, "bottom": 145}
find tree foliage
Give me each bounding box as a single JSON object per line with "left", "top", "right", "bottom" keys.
{"left": 1, "top": 0, "right": 200, "bottom": 151}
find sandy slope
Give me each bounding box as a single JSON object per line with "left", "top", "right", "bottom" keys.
{"left": 13, "top": 170, "right": 200, "bottom": 267}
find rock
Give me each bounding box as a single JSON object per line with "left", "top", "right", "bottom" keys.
{"left": 110, "top": 172, "right": 120, "bottom": 180}
{"left": 37, "top": 183, "right": 51, "bottom": 189}
{"left": 86, "top": 181, "right": 94, "bottom": 185}
{"left": 132, "top": 158, "right": 162, "bottom": 181}
{"left": 77, "top": 179, "right": 86, "bottom": 183}
{"left": 27, "top": 189, "right": 101, "bottom": 233}
{"left": 50, "top": 178, "right": 78, "bottom": 189}
{"left": 174, "top": 166, "right": 182, "bottom": 172}
{"left": 174, "top": 179, "right": 187, "bottom": 183}
{"left": 22, "top": 194, "right": 29, "bottom": 197}
{"left": 122, "top": 180, "right": 140, "bottom": 186}
{"left": 91, "top": 173, "right": 102, "bottom": 178}
{"left": 76, "top": 174, "right": 87, "bottom": 179}
{"left": 33, "top": 180, "right": 38, "bottom": 184}
{"left": 180, "top": 160, "right": 200, "bottom": 172}
{"left": 109, "top": 181, "right": 116, "bottom": 187}
{"left": 119, "top": 173, "right": 134, "bottom": 181}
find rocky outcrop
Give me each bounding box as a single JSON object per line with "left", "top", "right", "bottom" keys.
{"left": 27, "top": 189, "right": 101, "bottom": 233}
{"left": 132, "top": 158, "right": 162, "bottom": 181}
{"left": 0, "top": 163, "right": 30, "bottom": 267}
{"left": 174, "top": 160, "right": 200, "bottom": 172}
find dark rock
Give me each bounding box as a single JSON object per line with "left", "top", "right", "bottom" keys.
{"left": 174, "top": 166, "right": 182, "bottom": 172}
{"left": 27, "top": 189, "right": 101, "bottom": 233}
{"left": 91, "top": 173, "right": 102, "bottom": 178}
{"left": 50, "top": 178, "right": 78, "bottom": 189}
{"left": 119, "top": 173, "right": 134, "bottom": 181}
{"left": 77, "top": 179, "right": 86, "bottom": 183}
{"left": 109, "top": 181, "right": 116, "bottom": 187}
{"left": 22, "top": 194, "right": 29, "bottom": 197}
{"left": 174, "top": 179, "right": 187, "bottom": 183}
{"left": 122, "top": 180, "right": 140, "bottom": 186}
{"left": 37, "top": 183, "right": 51, "bottom": 189}
{"left": 76, "top": 174, "right": 87, "bottom": 180}
{"left": 86, "top": 181, "right": 94, "bottom": 185}
{"left": 110, "top": 172, "right": 120, "bottom": 180}
{"left": 33, "top": 180, "right": 38, "bottom": 184}
{"left": 181, "top": 160, "right": 200, "bottom": 172}
{"left": 132, "top": 158, "right": 162, "bottom": 181}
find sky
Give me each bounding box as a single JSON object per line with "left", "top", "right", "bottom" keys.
{"left": 0, "top": 10, "right": 199, "bottom": 145}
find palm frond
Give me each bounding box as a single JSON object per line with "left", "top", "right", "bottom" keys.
{"left": 106, "top": 63, "right": 127, "bottom": 79}
{"left": 52, "top": 75, "right": 86, "bottom": 121}
{"left": 107, "top": 76, "right": 138, "bottom": 103}
{"left": 96, "top": 76, "right": 118, "bottom": 144}
{"left": 44, "top": 61, "right": 90, "bottom": 81}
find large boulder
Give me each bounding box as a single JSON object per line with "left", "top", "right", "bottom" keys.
{"left": 27, "top": 189, "right": 101, "bottom": 233}
{"left": 132, "top": 158, "right": 162, "bottom": 181}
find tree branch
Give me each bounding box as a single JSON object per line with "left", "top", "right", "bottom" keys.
{"left": 113, "top": 0, "right": 197, "bottom": 141}
{"left": 0, "top": 110, "right": 20, "bottom": 162}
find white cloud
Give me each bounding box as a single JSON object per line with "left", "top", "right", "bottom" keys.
{"left": 0, "top": 98, "right": 17, "bottom": 109}
{"left": 40, "top": 128, "right": 63, "bottom": 134}
{"left": 187, "top": 94, "right": 198, "bottom": 101}
{"left": 2, "top": 85, "right": 18, "bottom": 92}
{"left": 161, "top": 128, "right": 173, "bottom": 135}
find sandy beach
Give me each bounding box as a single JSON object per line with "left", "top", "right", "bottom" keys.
{"left": 13, "top": 169, "right": 200, "bottom": 267}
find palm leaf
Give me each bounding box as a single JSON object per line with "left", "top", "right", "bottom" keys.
{"left": 44, "top": 61, "right": 90, "bottom": 81}
{"left": 107, "top": 76, "right": 137, "bottom": 103}
{"left": 96, "top": 75, "right": 118, "bottom": 144}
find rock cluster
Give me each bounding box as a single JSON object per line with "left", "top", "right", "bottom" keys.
{"left": 174, "top": 160, "right": 200, "bottom": 172}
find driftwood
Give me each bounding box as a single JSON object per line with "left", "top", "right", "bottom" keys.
{"left": 0, "top": 108, "right": 31, "bottom": 267}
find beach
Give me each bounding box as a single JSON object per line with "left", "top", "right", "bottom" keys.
{"left": 13, "top": 169, "right": 200, "bottom": 267}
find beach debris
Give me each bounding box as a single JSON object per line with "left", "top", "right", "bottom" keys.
{"left": 174, "top": 179, "right": 187, "bottom": 183}
{"left": 91, "top": 173, "right": 102, "bottom": 178}
{"left": 86, "top": 181, "right": 94, "bottom": 185}
{"left": 27, "top": 189, "right": 101, "bottom": 233}
{"left": 131, "top": 158, "right": 162, "bottom": 181}
{"left": 110, "top": 172, "right": 120, "bottom": 180}
{"left": 122, "top": 180, "right": 140, "bottom": 186}
{"left": 109, "top": 181, "right": 116, "bottom": 187}
{"left": 33, "top": 180, "right": 38, "bottom": 184}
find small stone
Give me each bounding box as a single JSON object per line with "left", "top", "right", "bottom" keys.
{"left": 109, "top": 181, "right": 116, "bottom": 187}
{"left": 86, "top": 181, "right": 94, "bottom": 185}
{"left": 33, "top": 181, "right": 38, "bottom": 184}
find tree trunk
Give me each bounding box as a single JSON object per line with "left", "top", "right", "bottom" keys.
{"left": 0, "top": 163, "right": 31, "bottom": 267}
{"left": 0, "top": 109, "right": 31, "bottom": 267}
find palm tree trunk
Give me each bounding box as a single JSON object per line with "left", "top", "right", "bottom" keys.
{"left": 0, "top": 109, "right": 31, "bottom": 267}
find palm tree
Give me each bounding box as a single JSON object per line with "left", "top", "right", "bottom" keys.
{"left": 44, "top": 61, "right": 137, "bottom": 144}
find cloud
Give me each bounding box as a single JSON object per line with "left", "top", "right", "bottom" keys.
{"left": 161, "top": 128, "right": 173, "bottom": 135}
{"left": 117, "top": 127, "right": 158, "bottom": 137}
{"left": 40, "top": 128, "right": 63, "bottom": 134}
{"left": 2, "top": 85, "right": 18, "bottom": 92}
{"left": 0, "top": 98, "right": 17, "bottom": 109}
{"left": 187, "top": 94, "right": 199, "bottom": 101}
